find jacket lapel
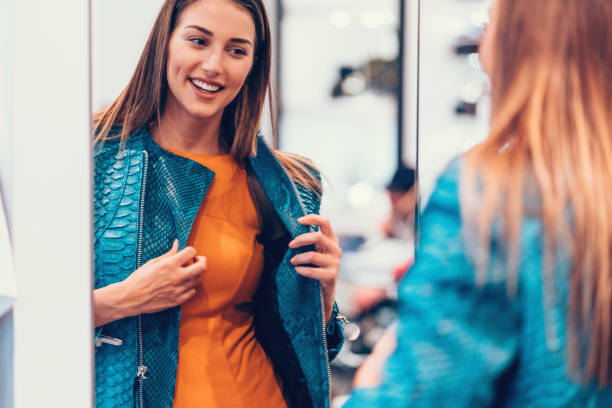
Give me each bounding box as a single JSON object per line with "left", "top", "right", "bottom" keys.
{"left": 249, "top": 135, "right": 313, "bottom": 239}
{"left": 249, "top": 135, "right": 328, "bottom": 408}
{"left": 141, "top": 130, "right": 215, "bottom": 251}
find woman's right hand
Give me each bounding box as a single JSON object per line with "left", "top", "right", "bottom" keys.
{"left": 94, "top": 239, "right": 206, "bottom": 327}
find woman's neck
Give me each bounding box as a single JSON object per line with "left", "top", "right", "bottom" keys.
{"left": 152, "top": 100, "right": 229, "bottom": 156}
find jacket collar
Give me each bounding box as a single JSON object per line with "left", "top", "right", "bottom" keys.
{"left": 104, "top": 128, "right": 315, "bottom": 240}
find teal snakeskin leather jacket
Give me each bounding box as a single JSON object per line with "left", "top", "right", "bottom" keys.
{"left": 345, "top": 158, "right": 612, "bottom": 407}
{"left": 93, "top": 128, "right": 344, "bottom": 408}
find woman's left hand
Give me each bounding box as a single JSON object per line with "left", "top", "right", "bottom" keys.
{"left": 289, "top": 214, "right": 342, "bottom": 323}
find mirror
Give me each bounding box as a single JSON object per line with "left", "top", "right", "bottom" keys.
{"left": 91, "top": 0, "right": 416, "bottom": 406}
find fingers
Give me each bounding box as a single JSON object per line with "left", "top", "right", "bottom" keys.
{"left": 294, "top": 266, "right": 337, "bottom": 282}
{"left": 290, "top": 251, "right": 337, "bottom": 268}
{"left": 297, "top": 214, "right": 338, "bottom": 242}
{"left": 176, "top": 288, "right": 197, "bottom": 305}
{"left": 171, "top": 246, "right": 198, "bottom": 265}
{"left": 288, "top": 231, "right": 341, "bottom": 255}
{"left": 290, "top": 217, "right": 341, "bottom": 287}
{"left": 291, "top": 251, "right": 339, "bottom": 284}
{"left": 182, "top": 256, "right": 207, "bottom": 279}
{"left": 180, "top": 274, "right": 201, "bottom": 291}
{"left": 159, "top": 239, "right": 179, "bottom": 260}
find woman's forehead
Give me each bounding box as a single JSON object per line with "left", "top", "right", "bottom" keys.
{"left": 176, "top": 0, "right": 256, "bottom": 42}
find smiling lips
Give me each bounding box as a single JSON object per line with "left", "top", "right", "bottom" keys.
{"left": 190, "top": 78, "right": 224, "bottom": 94}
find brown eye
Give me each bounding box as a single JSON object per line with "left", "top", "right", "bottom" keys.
{"left": 229, "top": 48, "right": 247, "bottom": 57}
{"left": 189, "top": 37, "right": 206, "bottom": 46}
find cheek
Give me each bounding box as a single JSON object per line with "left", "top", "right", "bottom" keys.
{"left": 166, "top": 54, "right": 181, "bottom": 90}
{"left": 228, "top": 60, "right": 254, "bottom": 90}
{"left": 167, "top": 45, "right": 192, "bottom": 85}
{"left": 168, "top": 56, "right": 185, "bottom": 81}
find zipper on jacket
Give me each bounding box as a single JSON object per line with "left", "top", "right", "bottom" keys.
{"left": 267, "top": 145, "right": 333, "bottom": 408}
{"left": 136, "top": 150, "right": 149, "bottom": 408}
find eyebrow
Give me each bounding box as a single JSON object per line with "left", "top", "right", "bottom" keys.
{"left": 185, "top": 25, "right": 253, "bottom": 46}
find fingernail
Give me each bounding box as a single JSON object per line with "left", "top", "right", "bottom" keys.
{"left": 288, "top": 241, "right": 295, "bottom": 248}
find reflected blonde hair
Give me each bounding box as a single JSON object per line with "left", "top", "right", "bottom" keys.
{"left": 464, "top": 0, "right": 612, "bottom": 385}
{"left": 93, "top": 0, "right": 321, "bottom": 194}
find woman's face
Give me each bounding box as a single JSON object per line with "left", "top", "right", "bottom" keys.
{"left": 165, "top": 0, "right": 256, "bottom": 123}
{"left": 479, "top": 0, "right": 498, "bottom": 77}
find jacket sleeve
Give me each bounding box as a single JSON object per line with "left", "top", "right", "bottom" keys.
{"left": 344, "top": 159, "right": 521, "bottom": 408}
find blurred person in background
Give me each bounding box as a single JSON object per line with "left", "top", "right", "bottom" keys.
{"left": 91, "top": 1, "right": 344, "bottom": 407}
{"left": 381, "top": 164, "right": 417, "bottom": 243}
{"left": 344, "top": 0, "right": 612, "bottom": 406}
{"left": 353, "top": 164, "right": 416, "bottom": 313}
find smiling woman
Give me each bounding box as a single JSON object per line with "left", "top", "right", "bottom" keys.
{"left": 91, "top": 1, "right": 344, "bottom": 408}
{"left": 160, "top": 0, "right": 256, "bottom": 150}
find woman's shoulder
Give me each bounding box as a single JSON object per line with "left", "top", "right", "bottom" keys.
{"left": 253, "top": 134, "right": 319, "bottom": 173}
{"left": 253, "top": 134, "right": 322, "bottom": 199}
{"left": 93, "top": 129, "right": 148, "bottom": 196}
{"left": 275, "top": 150, "right": 320, "bottom": 179}
{"left": 93, "top": 128, "right": 147, "bottom": 166}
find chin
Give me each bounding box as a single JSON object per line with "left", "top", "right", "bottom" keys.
{"left": 186, "top": 106, "right": 223, "bottom": 121}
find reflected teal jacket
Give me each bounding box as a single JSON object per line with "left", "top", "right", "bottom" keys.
{"left": 93, "top": 128, "right": 343, "bottom": 408}
{"left": 346, "top": 158, "right": 612, "bottom": 407}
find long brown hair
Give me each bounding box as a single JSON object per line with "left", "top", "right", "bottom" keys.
{"left": 94, "top": 0, "right": 321, "bottom": 194}
{"left": 464, "top": 0, "right": 612, "bottom": 385}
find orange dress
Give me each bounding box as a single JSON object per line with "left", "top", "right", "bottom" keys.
{"left": 171, "top": 150, "right": 287, "bottom": 408}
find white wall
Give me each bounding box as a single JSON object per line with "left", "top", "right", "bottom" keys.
{"left": 11, "top": 0, "right": 93, "bottom": 406}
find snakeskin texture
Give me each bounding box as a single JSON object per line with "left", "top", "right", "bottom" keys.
{"left": 345, "top": 158, "right": 612, "bottom": 407}
{"left": 140, "top": 135, "right": 214, "bottom": 408}
{"left": 250, "top": 136, "right": 343, "bottom": 408}
{"left": 94, "top": 129, "right": 344, "bottom": 408}
{"left": 93, "top": 135, "right": 145, "bottom": 408}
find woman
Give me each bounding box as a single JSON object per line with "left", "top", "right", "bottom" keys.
{"left": 345, "top": 0, "right": 612, "bottom": 406}
{"left": 92, "top": 1, "right": 344, "bottom": 407}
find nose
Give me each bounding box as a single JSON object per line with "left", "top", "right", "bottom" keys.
{"left": 201, "top": 46, "right": 222, "bottom": 77}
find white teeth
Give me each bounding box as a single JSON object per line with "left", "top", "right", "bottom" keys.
{"left": 192, "top": 79, "right": 221, "bottom": 92}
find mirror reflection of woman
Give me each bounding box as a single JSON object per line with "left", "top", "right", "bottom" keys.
{"left": 92, "top": 1, "right": 344, "bottom": 407}
{"left": 346, "top": 0, "right": 612, "bottom": 406}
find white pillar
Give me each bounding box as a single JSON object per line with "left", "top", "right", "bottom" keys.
{"left": 402, "top": 0, "right": 420, "bottom": 167}
{"left": 0, "top": 0, "right": 13, "bottom": 216}
{"left": 1, "top": 0, "right": 15, "bottom": 406}
{"left": 11, "top": 0, "right": 93, "bottom": 407}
